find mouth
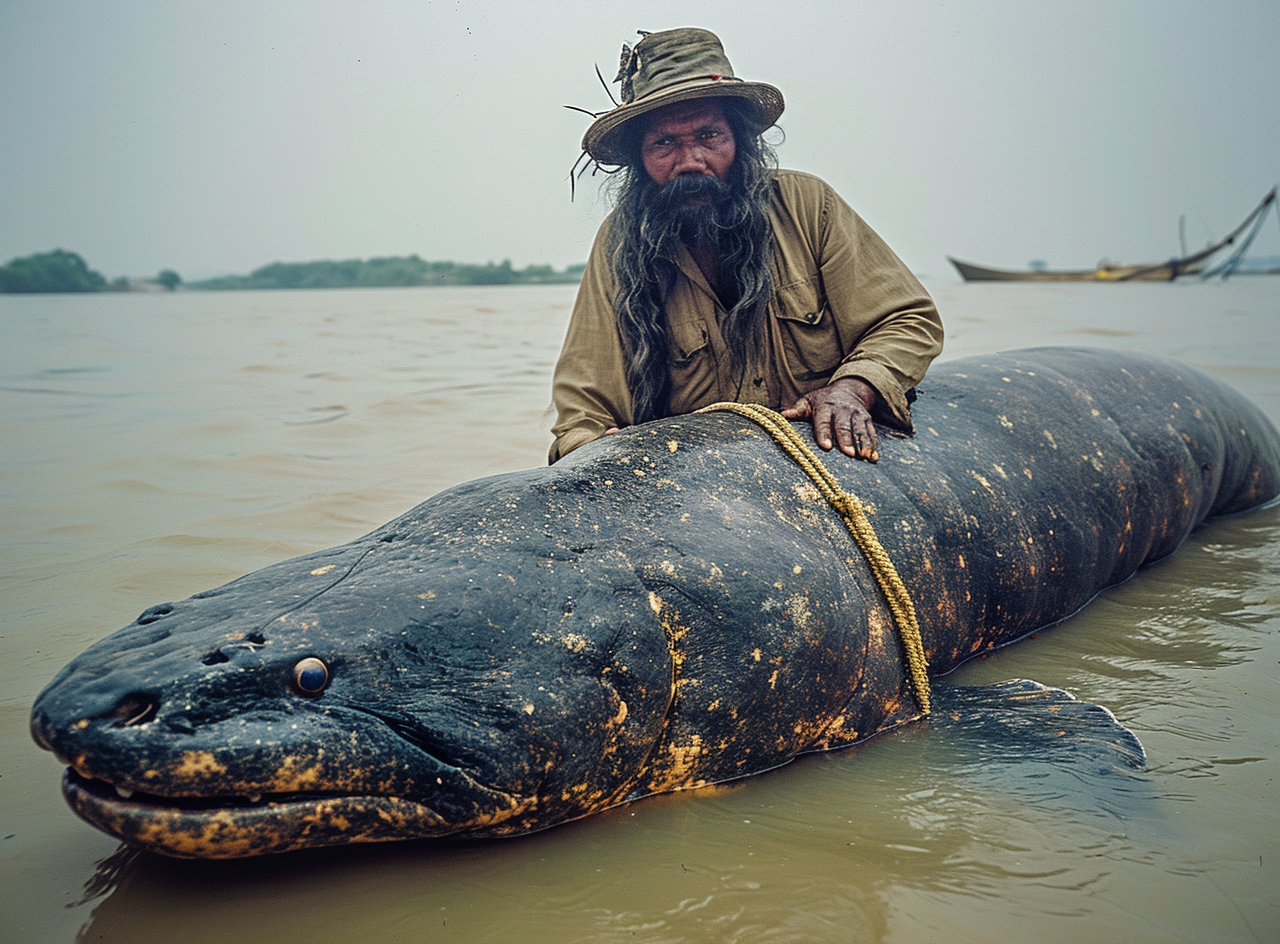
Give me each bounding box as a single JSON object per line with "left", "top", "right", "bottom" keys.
{"left": 62, "top": 769, "right": 452, "bottom": 858}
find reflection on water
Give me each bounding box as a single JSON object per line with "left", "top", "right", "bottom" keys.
{"left": 1, "top": 280, "right": 1278, "bottom": 943}
{"left": 69, "top": 846, "right": 140, "bottom": 909}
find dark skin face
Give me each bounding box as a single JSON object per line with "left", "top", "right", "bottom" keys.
{"left": 605, "top": 98, "right": 883, "bottom": 462}
{"left": 638, "top": 99, "right": 737, "bottom": 187}
{"left": 638, "top": 100, "right": 736, "bottom": 295}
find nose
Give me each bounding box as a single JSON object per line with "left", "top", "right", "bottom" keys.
{"left": 671, "top": 142, "right": 711, "bottom": 176}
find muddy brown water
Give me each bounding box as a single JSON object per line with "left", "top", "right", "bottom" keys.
{"left": 2, "top": 280, "right": 1277, "bottom": 942}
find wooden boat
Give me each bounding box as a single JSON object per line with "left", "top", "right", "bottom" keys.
{"left": 949, "top": 187, "right": 1277, "bottom": 282}
{"left": 946, "top": 258, "right": 1202, "bottom": 282}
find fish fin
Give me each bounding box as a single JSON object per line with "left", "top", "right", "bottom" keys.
{"left": 926, "top": 678, "right": 1146, "bottom": 770}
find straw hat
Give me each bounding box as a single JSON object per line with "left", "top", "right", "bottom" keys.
{"left": 582, "top": 28, "right": 785, "bottom": 166}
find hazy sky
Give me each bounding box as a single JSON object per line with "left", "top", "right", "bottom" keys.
{"left": 2, "top": 0, "right": 1277, "bottom": 280}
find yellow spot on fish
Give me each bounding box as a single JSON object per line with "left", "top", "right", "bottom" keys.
{"left": 523, "top": 704, "right": 535, "bottom": 715}
{"left": 270, "top": 756, "right": 323, "bottom": 792}
{"left": 310, "top": 565, "right": 336, "bottom": 576}
{"left": 648, "top": 591, "right": 663, "bottom": 615}
{"left": 633, "top": 469, "right": 646, "bottom": 477}
{"left": 792, "top": 565, "right": 802, "bottom": 575}
{"left": 658, "top": 735, "right": 705, "bottom": 785}
{"left": 752, "top": 648, "right": 763, "bottom": 662}
{"left": 417, "top": 590, "right": 436, "bottom": 600}
{"left": 998, "top": 415, "right": 1014, "bottom": 431}
{"left": 174, "top": 751, "right": 227, "bottom": 780}
{"left": 563, "top": 633, "right": 587, "bottom": 653}
{"left": 667, "top": 440, "right": 679, "bottom": 452}
{"left": 793, "top": 482, "right": 821, "bottom": 502}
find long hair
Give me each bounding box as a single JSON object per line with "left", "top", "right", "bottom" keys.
{"left": 607, "top": 100, "right": 778, "bottom": 424}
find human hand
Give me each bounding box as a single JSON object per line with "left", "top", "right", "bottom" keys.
{"left": 780, "top": 377, "right": 880, "bottom": 462}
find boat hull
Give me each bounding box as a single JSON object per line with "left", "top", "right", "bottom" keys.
{"left": 947, "top": 257, "right": 1197, "bottom": 282}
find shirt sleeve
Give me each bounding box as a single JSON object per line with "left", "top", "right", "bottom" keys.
{"left": 815, "top": 182, "right": 943, "bottom": 430}
{"left": 549, "top": 220, "right": 634, "bottom": 463}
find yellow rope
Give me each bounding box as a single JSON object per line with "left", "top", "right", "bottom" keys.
{"left": 695, "top": 402, "right": 932, "bottom": 714}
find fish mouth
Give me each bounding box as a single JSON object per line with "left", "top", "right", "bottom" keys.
{"left": 62, "top": 769, "right": 453, "bottom": 859}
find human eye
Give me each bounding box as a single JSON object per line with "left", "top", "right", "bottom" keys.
{"left": 645, "top": 136, "right": 676, "bottom": 156}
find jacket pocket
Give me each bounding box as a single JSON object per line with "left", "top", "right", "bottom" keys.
{"left": 669, "top": 319, "right": 709, "bottom": 361}
{"left": 667, "top": 319, "right": 716, "bottom": 413}
{"left": 774, "top": 277, "right": 842, "bottom": 382}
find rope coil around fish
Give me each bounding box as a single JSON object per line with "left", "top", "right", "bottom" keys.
{"left": 696, "top": 401, "right": 932, "bottom": 714}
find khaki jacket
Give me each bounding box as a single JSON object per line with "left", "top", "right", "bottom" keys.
{"left": 550, "top": 170, "right": 943, "bottom": 461}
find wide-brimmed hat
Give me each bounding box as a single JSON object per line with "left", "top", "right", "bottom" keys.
{"left": 582, "top": 28, "right": 785, "bottom": 166}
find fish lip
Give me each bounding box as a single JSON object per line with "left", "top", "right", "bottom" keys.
{"left": 61, "top": 769, "right": 455, "bottom": 858}
{"left": 64, "top": 768, "right": 359, "bottom": 811}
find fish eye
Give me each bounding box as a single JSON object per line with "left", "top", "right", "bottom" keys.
{"left": 292, "top": 657, "right": 330, "bottom": 695}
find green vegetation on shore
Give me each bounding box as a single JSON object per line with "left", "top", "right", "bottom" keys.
{"left": 1, "top": 251, "right": 584, "bottom": 294}
{"left": 190, "top": 256, "right": 584, "bottom": 290}
{"left": 0, "top": 250, "right": 108, "bottom": 293}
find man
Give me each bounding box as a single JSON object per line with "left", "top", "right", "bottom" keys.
{"left": 550, "top": 28, "right": 942, "bottom": 464}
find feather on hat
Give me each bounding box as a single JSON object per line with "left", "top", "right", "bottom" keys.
{"left": 581, "top": 28, "right": 784, "bottom": 166}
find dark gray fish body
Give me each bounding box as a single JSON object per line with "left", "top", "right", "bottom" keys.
{"left": 30, "top": 348, "right": 1280, "bottom": 857}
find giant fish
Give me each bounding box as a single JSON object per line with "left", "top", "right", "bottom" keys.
{"left": 29, "top": 347, "right": 1280, "bottom": 858}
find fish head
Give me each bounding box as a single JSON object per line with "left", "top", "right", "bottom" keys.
{"left": 30, "top": 521, "right": 674, "bottom": 858}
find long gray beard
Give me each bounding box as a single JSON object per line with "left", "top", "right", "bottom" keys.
{"left": 654, "top": 174, "right": 739, "bottom": 252}
{"left": 611, "top": 171, "right": 774, "bottom": 423}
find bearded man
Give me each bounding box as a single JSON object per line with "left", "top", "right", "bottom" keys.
{"left": 550, "top": 28, "right": 942, "bottom": 464}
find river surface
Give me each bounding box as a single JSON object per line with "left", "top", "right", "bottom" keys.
{"left": 2, "top": 279, "right": 1278, "bottom": 943}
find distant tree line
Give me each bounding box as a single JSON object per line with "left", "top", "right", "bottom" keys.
{"left": 0, "top": 249, "right": 181, "bottom": 293}
{"left": 1, "top": 250, "right": 584, "bottom": 294}
{"left": 0, "top": 249, "right": 108, "bottom": 293}
{"left": 190, "top": 256, "right": 584, "bottom": 290}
